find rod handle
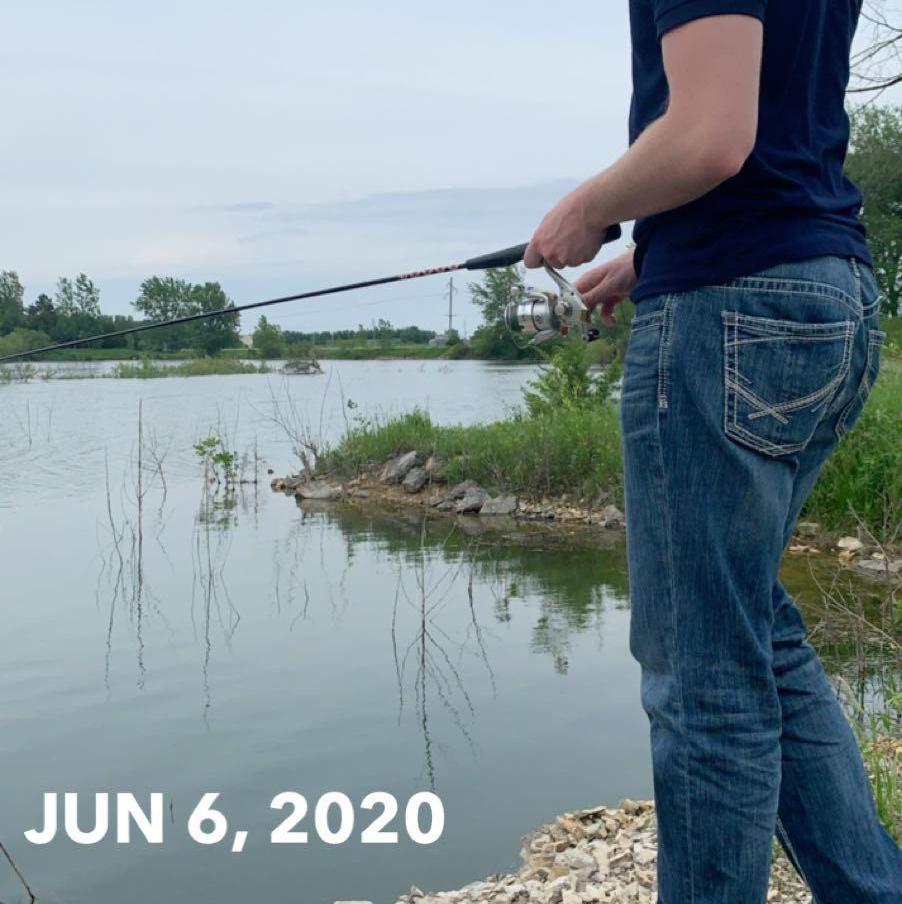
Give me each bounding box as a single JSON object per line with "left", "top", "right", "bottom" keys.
{"left": 464, "top": 225, "right": 622, "bottom": 271}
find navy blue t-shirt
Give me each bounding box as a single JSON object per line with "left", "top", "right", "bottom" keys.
{"left": 628, "top": 0, "right": 872, "bottom": 302}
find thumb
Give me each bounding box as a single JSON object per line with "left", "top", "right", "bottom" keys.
{"left": 523, "top": 240, "right": 544, "bottom": 269}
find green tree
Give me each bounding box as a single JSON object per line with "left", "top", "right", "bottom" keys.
{"left": 26, "top": 294, "right": 57, "bottom": 335}
{"left": 54, "top": 277, "right": 77, "bottom": 318}
{"left": 468, "top": 265, "right": 533, "bottom": 360}
{"left": 133, "top": 277, "right": 195, "bottom": 351}
{"left": 0, "top": 271, "right": 25, "bottom": 334}
{"left": 846, "top": 104, "right": 902, "bottom": 317}
{"left": 73, "top": 273, "right": 101, "bottom": 317}
{"left": 376, "top": 318, "right": 394, "bottom": 350}
{"left": 253, "top": 315, "right": 284, "bottom": 358}
{"left": 188, "top": 282, "right": 240, "bottom": 356}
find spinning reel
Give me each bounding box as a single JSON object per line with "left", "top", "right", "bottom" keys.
{"left": 504, "top": 265, "right": 599, "bottom": 347}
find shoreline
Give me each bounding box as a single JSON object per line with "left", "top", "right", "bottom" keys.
{"left": 271, "top": 452, "right": 900, "bottom": 577}
{"left": 339, "top": 800, "right": 811, "bottom": 904}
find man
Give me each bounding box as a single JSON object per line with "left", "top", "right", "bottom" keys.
{"left": 524, "top": 2, "right": 901, "bottom": 902}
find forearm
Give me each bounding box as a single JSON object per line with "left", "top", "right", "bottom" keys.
{"left": 577, "top": 109, "right": 751, "bottom": 233}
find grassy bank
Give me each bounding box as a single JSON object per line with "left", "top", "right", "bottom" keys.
{"left": 322, "top": 358, "right": 901, "bottom": 537}
{"left": 322, "top": 405, "right": 625, "bottom": 504}
{"left": 112, "top": 357, "right": 268, "bottom": 378}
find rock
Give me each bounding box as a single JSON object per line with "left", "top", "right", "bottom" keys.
{"left": 837, "top": 536, "right": 864, "bottom": 553}
{"left": 282, "top": 476, "right": 306, "bottom": 492}
{"left": 403, "top": 467, "right": 429, "bottom": 494}
{"left": 381, "top": 451, "right": 419, "bottom": 484}
{"left": 856, "top": 557, "right": 902, "bottom": 577}
{"left": 446, "top": 480, "right": 484, "bottom": 501}
{"left": 600, "top": 505, "right": 625, "bottom": 529}
{"left": 349, "top": 489, "right": 371, "bottom": 499}
{"left": 456, "top": 489, "right": 489, "bottom": 514}
{"left": 554, "top": 847, "right": 596, "bottom": 873}
{"left": 378, "top": 798, "right": 809, "bottom": 903}
{"left": 297, "top": 481, "right": 343, "bottom": 501}
{"left": 480, "top": 494, "right": 518, "bottom": 516}
{"left": 435, "top": 500, "right": 456, "bottom": 513}
{"left": 424, "top": 454, "right": 444, "bottom": 478}
{"left": 796, "top": 521, "right": 820, "bottom": 539}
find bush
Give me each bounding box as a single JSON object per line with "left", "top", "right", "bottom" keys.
{"left": 524, "top": 341, "right": 620, "bottom": 418}
{"left": 804, "top": 362, "right": 902, "bottom": 531}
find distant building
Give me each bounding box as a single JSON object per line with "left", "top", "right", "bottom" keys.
{"left": 238, "top": 335, "right": 254, "bottom": 349}
{"left": 428, "top": 333, "right": 449, "bottom": 347}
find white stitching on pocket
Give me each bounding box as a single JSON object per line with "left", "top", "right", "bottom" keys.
{"left": 722, "top": 312, "right": 855, "bottom": 457}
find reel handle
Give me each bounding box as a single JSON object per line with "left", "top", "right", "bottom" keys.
{"left": 464, "top": 224, "right": 622, "bottom": 271}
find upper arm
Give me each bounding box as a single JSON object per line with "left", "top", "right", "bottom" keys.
{"left": 659, "top": 10, "right": 764, "bottom": 167}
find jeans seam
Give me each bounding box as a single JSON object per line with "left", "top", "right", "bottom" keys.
{"left": 836, "top": 330, "right": 886, "bottom": 439}
{"left": 657, "top": 297, "right": 674, "bottom": 411}
{"left": 656, "top": 386, "right": 694, "bottom": 903}
{"left": 776, "top": 817, "right": 819, "bottom": 903}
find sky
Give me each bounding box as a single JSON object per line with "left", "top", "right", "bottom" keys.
{"left": 3, "top": 1, "right": 896, "bottom": 336}
{"left": 2, "top": 0, "right": 637, "bottom": 335}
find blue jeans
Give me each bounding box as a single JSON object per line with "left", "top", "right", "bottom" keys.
{"left": 620, "top": 256, "right": 901, "bottom": 903}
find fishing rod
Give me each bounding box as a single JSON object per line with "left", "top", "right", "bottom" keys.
{"left": 0, "top": 225, "right": 621, "bottom": 363}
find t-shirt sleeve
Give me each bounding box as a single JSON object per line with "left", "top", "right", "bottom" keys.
{"left": 652, "top": 0, "right": 766, "bottom": 38}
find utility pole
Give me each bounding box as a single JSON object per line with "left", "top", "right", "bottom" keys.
{"left": 447, "top": 277, "right": 456, "bottom": 336}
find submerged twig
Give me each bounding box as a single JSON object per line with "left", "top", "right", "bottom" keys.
{"left": 0, "top": 840, "right": 36, "bottom": 903}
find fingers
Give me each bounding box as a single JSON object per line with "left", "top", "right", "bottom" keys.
{"left": 575, "top": 262, "right": 612, "bottom": 295}
{"left": 600, "top": 297, "right": 624, "bottom": 327}
{"left": 582, "top": 275, "right": 617, "bottom": 311}
{"left": 523, "top": 241, "right": 543, "bottom": 269}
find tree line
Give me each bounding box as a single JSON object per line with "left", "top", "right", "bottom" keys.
{"left": 0, "top": 274, "right": 240, "bottom": 357}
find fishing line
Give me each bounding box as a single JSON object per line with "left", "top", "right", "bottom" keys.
{"left": 0, "top": 227, "right": 621, "bottom": 363}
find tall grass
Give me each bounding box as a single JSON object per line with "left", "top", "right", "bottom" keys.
{"left": 112, "top": 357, "right": 267, "bottom": 378}
{"left": 321, "top": 404, "right": 623, "bottom": 502}
{"left": 805, "top": 362, "right": 901, "bottom": 531}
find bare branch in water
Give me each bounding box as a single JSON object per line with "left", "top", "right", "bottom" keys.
{"left": 0, "top": 840, "right": 36, "bottom": 903}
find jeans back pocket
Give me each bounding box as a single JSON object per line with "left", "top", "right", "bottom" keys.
{"left": 722, "top": 312, "right": 855, "bottom": 457}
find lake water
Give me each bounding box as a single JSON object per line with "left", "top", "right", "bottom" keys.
{"left": 0, "top": 361, "right": 853, "bottom": 904}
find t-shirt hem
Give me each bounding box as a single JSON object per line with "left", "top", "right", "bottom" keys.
{"left": 631, "top": 241, "right": 873, "bottom": 303}
{"left": 655, "top": 0, "right": 767, "bottom": 37}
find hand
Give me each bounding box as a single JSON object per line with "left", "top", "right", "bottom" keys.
{"left": 574, "top": 249, "right": 637, "bottom": 326}
{"left": 523, "top": 183, "right": 608, "bottom": 270}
